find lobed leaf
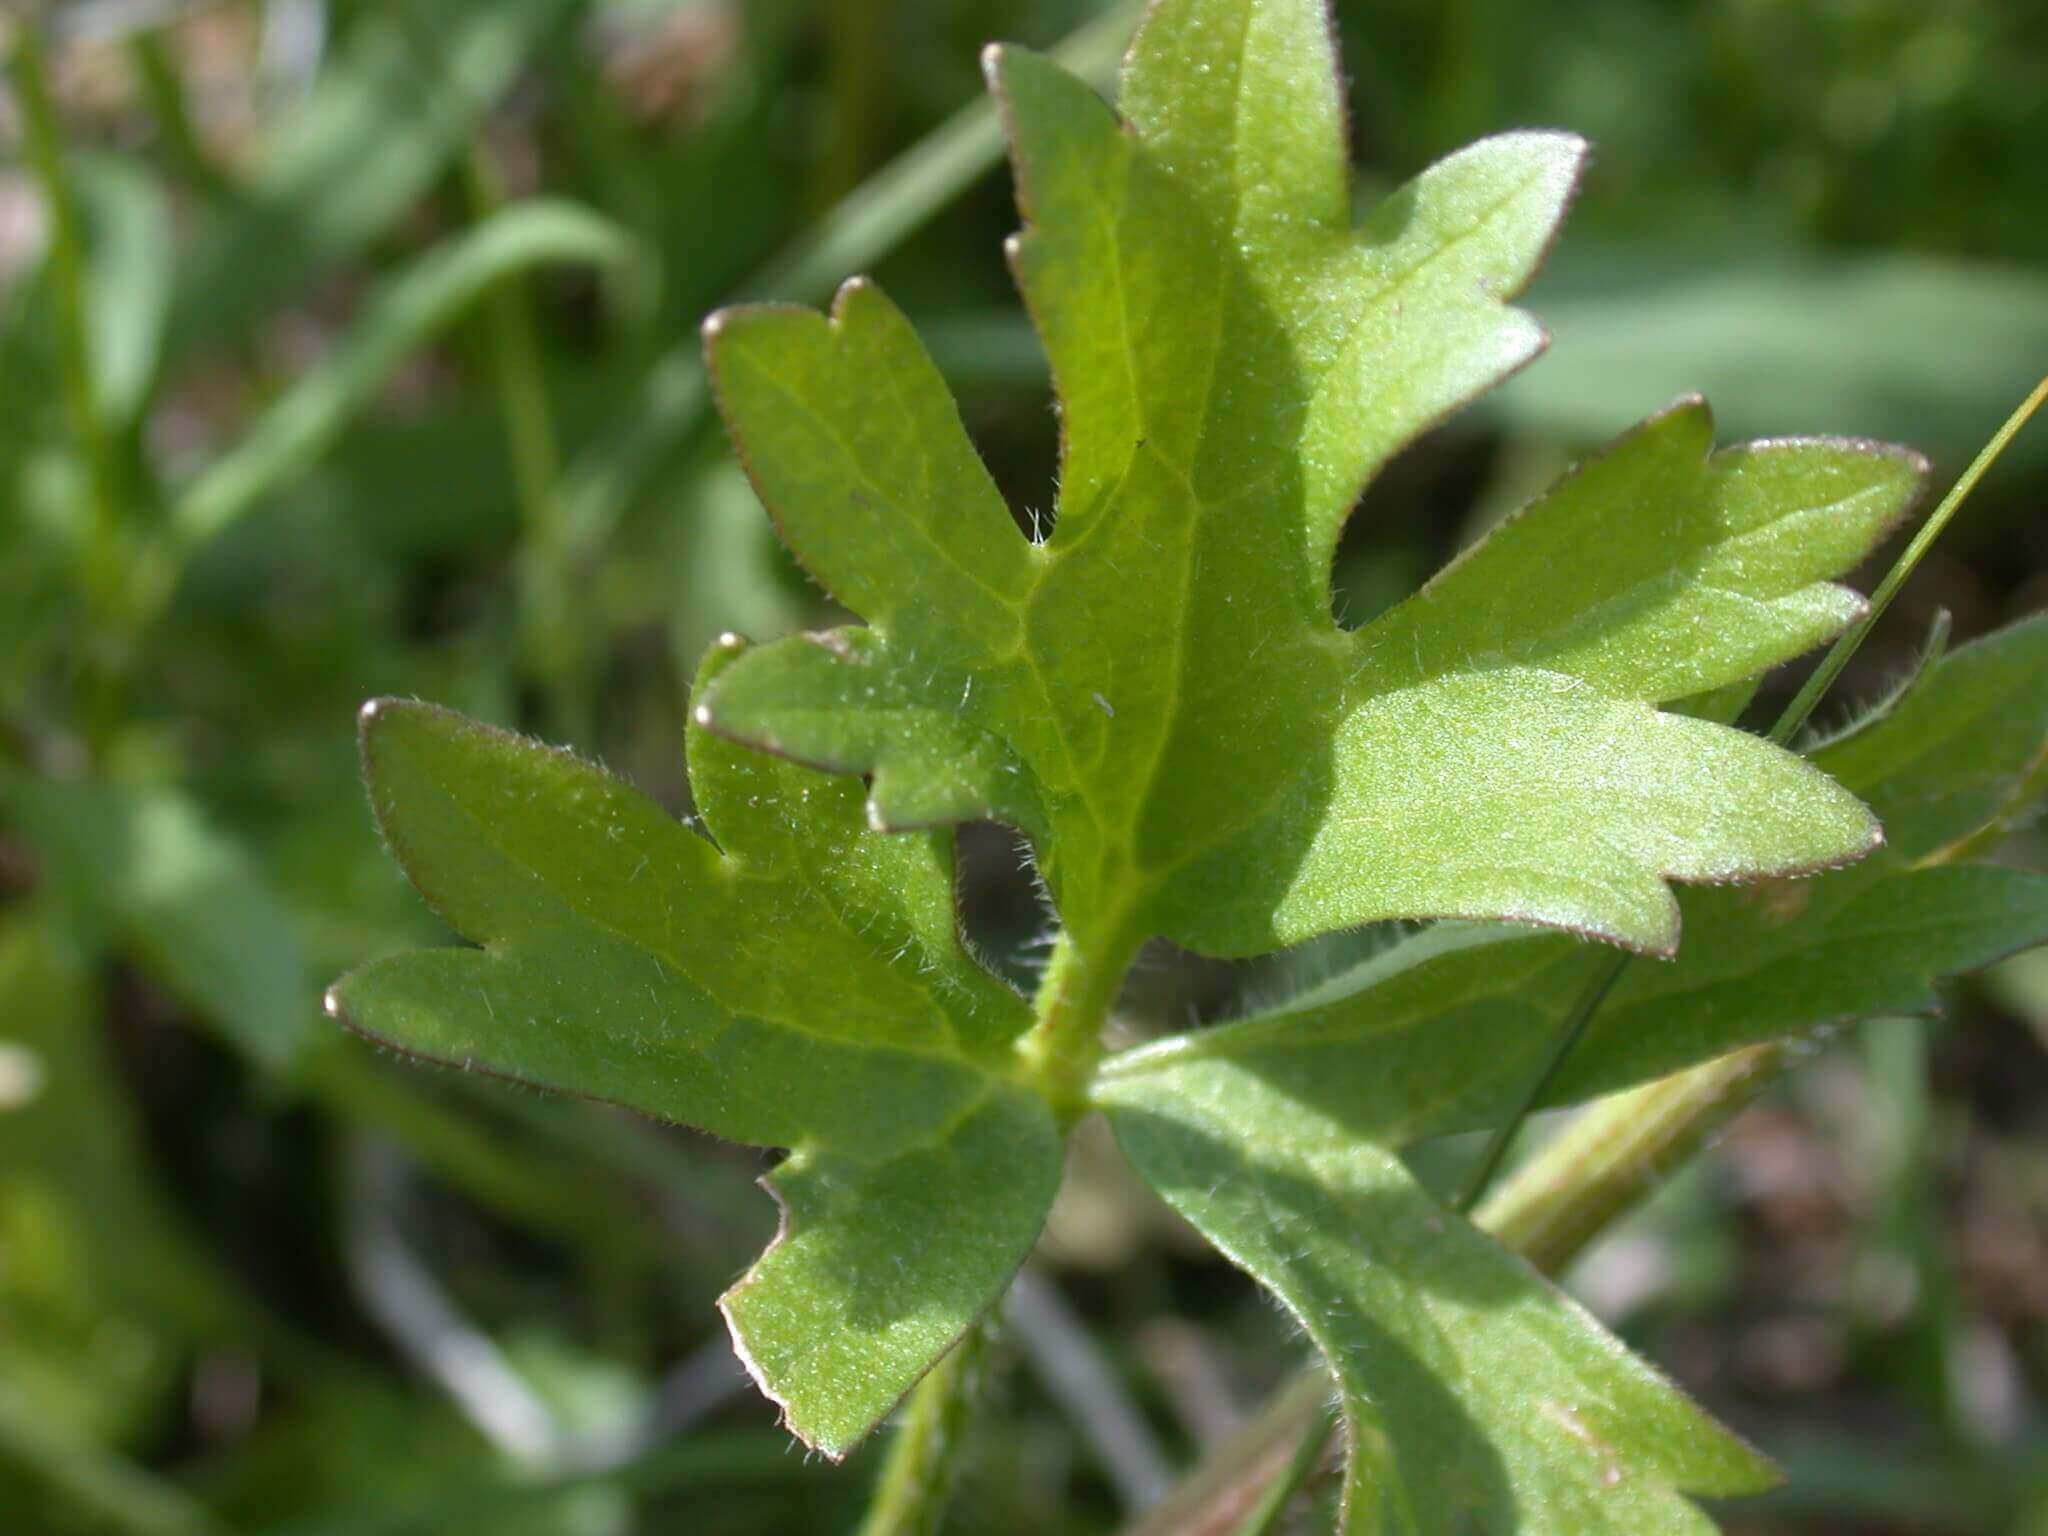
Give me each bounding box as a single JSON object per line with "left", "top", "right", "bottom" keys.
{"left": 1102, "top": 615, "right": 2048, "bottom": 1148}
{"left": 702, "top": 0, "right": 1918, "bottom": 961}
{"left": 1102, "top": 1063, "right": 1774, "bottom": 1534}
{"left": 1095, "top": 614, "right": 2048, "bottom": 1530}
{"left": 328, "top": 643, "right": 1058, "bottom": 1456}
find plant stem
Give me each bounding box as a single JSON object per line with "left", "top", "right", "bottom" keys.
{"left": 857, "top": 1324, "right": 990, "bottom": 1536}
{"left": 1473, "top": 1044, "right": 1781, "bottom": 1274}
{"left": 129, "top": 29, "right": 234, "bottom": 201}
{"left": 1228, "top": 1396, "right": 1337, "bottom": 1536}
{"left": 1453, "top": 946, "right": 1628, "bottom": 1213}
{"left": 1121, "top": 1371, "right": 1331, "bottom": 1536}
{"left": 861, "top": 914, "right": 1141, "bottom": 1534}
{"left": 0, "top": 1380, "right": 231, "bottom": 1536}
{"left": 458, "top": 145, "right": 590, "bottom": 745}
{"left": 11, "top": 24, "right": 126, "bottom": 605}
{"left": 1767, "top": 371, "right": 2048, "bottom": 750}
{"left": 1018, "top": 925, "right": 1139, "bottom": 1119}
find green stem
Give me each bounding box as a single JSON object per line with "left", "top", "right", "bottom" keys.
{"left": 1767, "top": 372, "right": 2048, "bottom": 749}
{"left": 1229, "top": 1397, "right": 1337, "bottom": 1536}
{"left": 856, "top": 1324, "right": 991, "bottom": 1536}
{"left": 11, "top": 25, "right": 126, "bottom": 605}
{"left": 1453, "top": 947, "right": 1628, "bottom": 1213}
{"left": 1018, "top": 925, "right": 1140, "bottom": 1119}
{"left": 129, "top": 30, "right": 234, "bottom": 201}
{"left": 458, "top": 145, "right": 589, "bottom": 744}
{"left": 817, "top": 0, "right": 887, "bottom": 209}
{"left": 1121, "top": 1372, "right": 1331, "bottom": 1536}
{"left": 0, "top": 1380, "right": 231, "bottom": 1536}
{"left": 860, "top": 911, "right": 1140, "bottom": 1533}
{"left": 1473, "top": 1044, "right": 1781, "bottom": 1275}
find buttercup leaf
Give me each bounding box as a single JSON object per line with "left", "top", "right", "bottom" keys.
{"left": 1102, "top": 614, "right": 2048, "bottom": 1150}
{"left": 334, "top": 0, "right": 2003, "bottom": 1523}
{"left": 328, "top": 642, "right": 1060, "bottom": 1457}
{"left": 1093, "top": 617, "right": 2048, "bottom": 1534}
{"left": 701, "top": 0, "right": 1916, "bottom": 962}
{"left": 1102, "top": 1064, "right": 1776, "bottom": 1534}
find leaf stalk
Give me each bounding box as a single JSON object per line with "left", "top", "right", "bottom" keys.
{"left": 459, "top": 142, "right": 590, "bottom": 745}
{"left": 856, "top": 1323, "right": 990, "bottom": 1536}
{"left": 1018, "top": 925, "right": 1139, "bottom": 1121}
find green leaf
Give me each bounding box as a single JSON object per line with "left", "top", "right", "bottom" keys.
{"left": 6, "top": 781, "right": 316, "bottom": 1071}
{"left": 1091, "top": 615, "right": 2048, "bottom": 1529}
{"left": 74, "top": 155, "right": 171, "bottom": 428}
{"left": 328, "top": 643, "right": 1059, "bottom": 1457}
{"left": 0, "top": 914, "right": 243, "bottom": 1446}
{"left": 1101, "top": 615, "right": 2048, "bottom": 1149}
{"left": 1101, "top": 1064, "right": 1775, "bottom": 1534}
{"left": 173, "top": 201, "right": 639, "bottom": 549}
{"left": 552, "top": 0, "right": 1144, "bottom": 568}
{"left": 701, "top": 0, "right": 1916, "bottom": 961}
{"left": 165, "top": 0, "right": 579, "bottom": 364}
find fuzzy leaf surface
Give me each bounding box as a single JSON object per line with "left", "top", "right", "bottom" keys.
{"left": 1096, "top": 617, "right": 2048, "bottom": 1532}
{"left": 702, "top": 0, "right": 1917, "bottom": 960}
{"left": 1102, "top": 616, "right": 2048, "bottom": 1149}
{"left": 1102, "top": 1066, "right": 1774, "bottom": 1533}
{"left": 327, "top": 646, "right": 1058, "bottom": 1457}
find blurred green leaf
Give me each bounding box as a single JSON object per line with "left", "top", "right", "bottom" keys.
{"left": 75, "top": 153, "right": 172, "bottom": 429}
{"left": 0, "top": 1376, "right": 233, "bottom": 1536}
{"left": 166, "top": 0, "right": 581, "bottom": 364}
{"left": 1499, "top": 252, "right": 2048, "bottom": 471}
{"left": 8, "top": 781, "right": 317, "bottom": 1070}
{"left": 0, "top": 914, "right": 242, "bottom": 1445}
{"left": 173, "top": 201, "right": 640, "bottom": 550}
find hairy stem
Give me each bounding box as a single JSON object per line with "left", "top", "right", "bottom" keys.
{"left": 860, "top": 915, "right": 1141, "bottom": 1534}
{"left": 1229, "top": 1396, "right": 1337, "bottom": 1536}
{"left": 1017, "top": 926, "right": 1139, "bottom": 1119}
{"left": 1121, "top": 1371, "right": 1331, "bottom": 1536}
{"left": 856, "top": 1324, "right": 991, "bottom": 1536}
{"left": 1474, "top": 1044, "right": 1782, "bottom": 1274}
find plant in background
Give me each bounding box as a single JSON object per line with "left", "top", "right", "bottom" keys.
{"left": 328, "top": 0, "right": 2048, "bottom": 1530}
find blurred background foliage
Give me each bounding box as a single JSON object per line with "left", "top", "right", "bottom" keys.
{"left": 0, "top": 1, "right": 2046, "bottom": 1532}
